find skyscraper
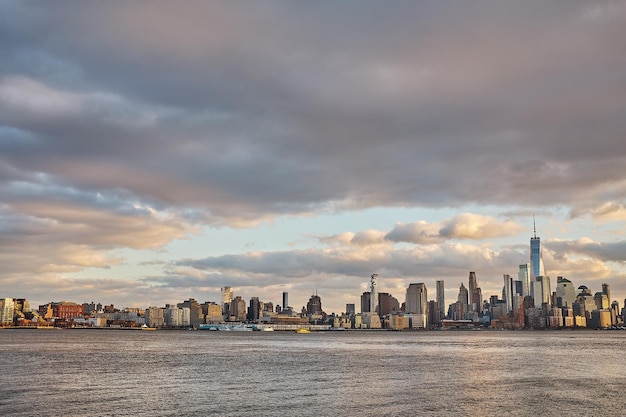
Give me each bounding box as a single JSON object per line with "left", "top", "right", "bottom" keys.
{"left": 405, "top": 283, "right": 427, "bottom": 314}
{"left": 518, "top": 263, "right": 531, "bottom": 297}
{"left": 282, "top": 291, "right": 289, "bottom": 311}
{"left": 503, "top": 274, "right": 514, "bottom": 313}
{"left": 530, "top": 217, "right": 545, "bottom": 279}
{"left": 370, "top": 274, "right": 379, "bottom": 314}
{"left": 248, "top": 297, "right": 261, "bottom": 321}
{"left": 361, "top": 292, "right": 371, "bottom": 313}
{"left": 378, "top": 293, "right": 399, "bottom": 316}
{"left": 306, "top": 293, "right": 323, "bottom": 315}
{"left": 436, "top": 280, "right": 445, "bottom": 317}
{"left": 458, "top": 283, "right": 468, "bottom": 307}
{"left": 602, "top": 283, "right": 611, "bottom": 305}
{"left": 468, "top": 272, "right": 477, "bottom": 311}
{"left": 531, "top": 275, "right": 551, "bottom": 307}
{"left": 556, "top": 277, "right": 576, "bottom": 307}
{"left": 221, "top": 286, "right": 233, "bottom": 315}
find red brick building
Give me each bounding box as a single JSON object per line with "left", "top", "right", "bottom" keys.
{"left": 39, "top": 302, "right": 84, "bottom": 320}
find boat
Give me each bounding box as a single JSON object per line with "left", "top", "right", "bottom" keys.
{"left": 198, "top": 324, "right": 230, "bottom": 331}
{"left": 262, "top": 326, "right": 275, "bottom": 332}
{"left": 296, "top": 328, "right": 311, "bottom": 334}
{"left": 141, "top": 325, "right": 157, "bottom": 331}
{"left": 229, "top": 324, "right": 252, "bottom": 331}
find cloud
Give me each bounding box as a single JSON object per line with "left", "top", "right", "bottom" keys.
{"left": 0, "top": 1, "right": 624, "bottom": 226}
{"left": 570, "top": 202, "right": 626, "bottom": 223}
{"left": 1, "top": 2, "right": 626, "bottom": 310}
{"left": 386, "top": 214, "right": 524, "bottom": 244}
{"left": 547, "top": 238, "right": 626, "bottom": 263}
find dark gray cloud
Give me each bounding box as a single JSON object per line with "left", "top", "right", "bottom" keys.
{"left": 547, "top": 238, "right": 626, "bottom": 263}
{"left": 1, "top": 1, "right": 625, "bottom": 223}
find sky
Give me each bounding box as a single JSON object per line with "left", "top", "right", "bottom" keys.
{"left": 2, "top": 1, "right": 626, "bottom": 314}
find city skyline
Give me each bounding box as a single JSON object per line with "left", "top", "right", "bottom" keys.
{"left": 2, "top": 2, "right": 626, "bottom": 314}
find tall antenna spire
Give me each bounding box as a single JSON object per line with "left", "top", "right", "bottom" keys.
{"left": 533, "top": 215, "right": 537, "bottom": 238}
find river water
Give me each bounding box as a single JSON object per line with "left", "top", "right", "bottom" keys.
{"left": 1, "top": 329, "right": 625, "bottom": 416}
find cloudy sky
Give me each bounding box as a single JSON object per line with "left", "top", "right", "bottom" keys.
{"left": 2, "top": 1, "right": 626, "bottom": 314}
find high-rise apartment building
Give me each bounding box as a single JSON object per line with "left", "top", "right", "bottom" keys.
{"left": 405, "top": 283, "right": 427, "bottom": 314}
{"left": 503, "top": 274, "right": 514, "bottom": 313}
{"left": 0, "top": 298, "right": 14, "bottom": 326}
{"left": 436, "top": 280, "right": 445, "bottom": 317}
{"left": 370, "top": 274, "right": 379, "bottom": 314}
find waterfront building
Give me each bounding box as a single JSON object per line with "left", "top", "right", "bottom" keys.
{"left": 388, "top": 313, "right": 409, "bottom": 330}
{"left": 0, "top": 298, "right": 15, "bottom": 326}
{"left": 589, "top": 309, "right": 611, "bottom": 329}
{"left": 525, "top": 307, "right": 546, "bottom": 328}
{"left": 548, "top": 307, "right": 563, "bottom": 328}
{"left": 37, "top": 302, "right": 84, "bottom": 321}
{"left": 145, "top": 307, "right": 165, "bottom": 328}
{"left": 203, "top": 302, "right": 223, "bottom": 323}
{"left": 405, "top": 283, "right": 427, "bottom": 315}
{"left": 519, "top": 263, "right": 531, "bottom": 297}
{"left": 165, "top": 306, "right": 190, "bottom": 327}
{"left": 556, "top": 277, "right": 576, "bottom": 307}
{"left": 178, "top": 299, "right": 203, "bottom": 327}
{"left": 562, "top": 306, "right": 575, "bottom": 328}
{"left": 436, "top": 280, "right": 445, "bottom": 317}
{"left": 512, "top": 294, "right": 525, "bottom": 328}
{"left": 428, "top": 300, "right": 441, "bottom": 328}
{"left": 530, "top": 218, "right": 546, "bottom": 279}
{"left": 229, "top": 296, "right": 247, "bottom": 322}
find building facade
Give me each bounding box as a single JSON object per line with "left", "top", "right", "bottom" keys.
{"left": 405, "top": 283, "right": 427, "bottom": 315}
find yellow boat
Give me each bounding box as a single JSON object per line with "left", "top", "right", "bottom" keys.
{"left": 296, "top": 328, "right": 310, "bottom": 334}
